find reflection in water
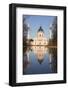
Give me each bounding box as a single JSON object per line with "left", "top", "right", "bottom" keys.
{"left": 23, "top": 46, "right": 57, "bottom": 75}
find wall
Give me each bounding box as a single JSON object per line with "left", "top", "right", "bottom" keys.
{"left": 0, "top": 0, "right": 68, "bottom": 89}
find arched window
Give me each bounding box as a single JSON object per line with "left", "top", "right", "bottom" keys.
{"left": 35, "top": 41, "right": 36, "bottom": 45}
{"left": 39, "top": 34, "right": 41, "bottom": 37}
{"left": 39, "top": 42, "right": 41, "bottom": 45}
{"left": 42, "top": 34, "right": 43, "bottom": 37}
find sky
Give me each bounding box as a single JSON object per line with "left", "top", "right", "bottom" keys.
{"left": 23, "top": 15, "right": 56, "bottom": 39}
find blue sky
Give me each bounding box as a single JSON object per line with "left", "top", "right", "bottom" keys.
{"left": 24, "top": 15, "right": 56, "bottom": 39}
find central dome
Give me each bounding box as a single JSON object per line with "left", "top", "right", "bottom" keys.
{"left": 38, "top": 26, "right": 44, "bottom": 32}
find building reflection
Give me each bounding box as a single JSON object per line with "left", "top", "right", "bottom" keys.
{"left": 23, "top": 46, "right": 57, "bottom": 74}
{"left": 31, "top": 46, "right": 48, "bottom": 64}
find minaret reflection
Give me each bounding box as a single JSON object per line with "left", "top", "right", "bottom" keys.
{"left": 31, "top": 46, "right": 48, "bottom": 64}
{"left": 23, "top": 47, "right": 30, "bottom": 73}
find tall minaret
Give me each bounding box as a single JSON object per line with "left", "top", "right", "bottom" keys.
{"left": 27, "top": 23, "right": 30, "bottom": 39}
{"left": 49, "top": 24, "right": 52, "bottom": 39}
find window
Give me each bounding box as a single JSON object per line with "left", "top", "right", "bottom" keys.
{"left": 39, "top": 42, "right": 41, "bottom": 45}
{"left": 39, "top": 34, "right": 41, "bottom": 37}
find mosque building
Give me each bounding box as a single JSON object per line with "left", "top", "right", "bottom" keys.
{"left": 31, "top": 26, "right": 48, "bottom": 46}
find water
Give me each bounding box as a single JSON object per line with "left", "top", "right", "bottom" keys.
{"left": 23, "top": 46, "right": 57, "bottom": 75}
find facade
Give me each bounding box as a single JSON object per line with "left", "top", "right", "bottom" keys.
{"left": 31, "top": 26, "right": 48, "bottom": 45}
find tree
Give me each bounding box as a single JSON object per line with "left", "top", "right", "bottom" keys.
{"left": 48, "top": 17, "right": 57, "bottom": 46}
{"left": 23, "top": 16, "right": 28, "bottom": 46}
{"left": 52, "top": 17, "right": 57, "bottom": 45}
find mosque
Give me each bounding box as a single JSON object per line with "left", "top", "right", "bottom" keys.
{"left": 31, "top": 26, "right": 48, "bottom": 46}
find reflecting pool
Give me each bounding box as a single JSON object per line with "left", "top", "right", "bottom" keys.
{"left": 23, "top": 46, "right": 57, "bottom": 75}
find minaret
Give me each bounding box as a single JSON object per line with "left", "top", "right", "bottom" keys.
{"left": 27, "top": 23, "right": 30, "bottom": 39}
{"left": 49, "top": 24, "right": 52, "bottom": 39}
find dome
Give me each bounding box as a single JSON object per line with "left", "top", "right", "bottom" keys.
{"left": 38, "top": 26, "right": 44, "bottom": 32}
